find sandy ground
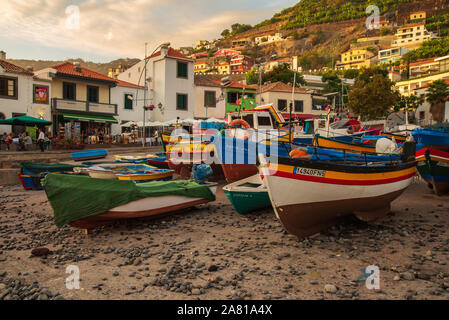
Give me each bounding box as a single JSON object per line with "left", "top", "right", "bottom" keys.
{"left": 0, "top": 177, "right": 448, "bottom": 300}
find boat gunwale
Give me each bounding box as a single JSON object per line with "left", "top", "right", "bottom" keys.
{"left": 267, "top": 155, "right": 417, "bottom": 174}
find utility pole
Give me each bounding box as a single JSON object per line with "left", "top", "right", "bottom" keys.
{"left": 143, "top": 42, "right": 148, "bottom": 147}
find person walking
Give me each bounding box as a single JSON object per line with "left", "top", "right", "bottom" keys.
{"left": 5, "top": 133, "right": 13, "bottom": 151}
{"left": 37, "top": 128, "right": 45, "bottom": 152}
{"left": 24, "top": 132, "right": 33, "bottom": 150}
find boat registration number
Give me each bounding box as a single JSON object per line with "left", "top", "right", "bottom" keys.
{"left": 294, "top": 167, "right": 325, "bottom": 177}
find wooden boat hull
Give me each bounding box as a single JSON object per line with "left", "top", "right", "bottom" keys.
{"left": 147, "top": 159, "right": 169, "bottom": 169}
{"left": 221, "top": 163, "right": 259, "bottom": 183}
{"left": 412, "top": 129, "right": 449, "bottom": 152}
{"left": 68, "top": 187, "right": 217, "bottom": 230}
{"left": 72, "top": 149, "right": 107, "bottom": 162}
{"left": 223, "top": 175, "right": 271, "bottom": 215}
{"left": 314, "top": 135, "right": 376, "bottom": 153}
{"left": 259, "top": 155, "right": 416, "bottom": 239}
{"left": 416, "top": 148, "right": 449, "bottom": 195}
{"left": 116, "top": 171, "right": 173, "bottom": 182}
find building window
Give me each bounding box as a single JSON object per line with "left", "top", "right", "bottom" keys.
{"left": 204, "top": 91, "right": 216, "bottom": 108}
{"left": 0, "top": 76, "right": 18, "bottom": 99}
{"left": 176, "top": 93, "right": 188, "bottom": 110}
{"left": 177, "top": 61, "right": 188, "bottom": 78}
{"left": 227, "top": 91, "right": 241, "bottom": 104}
{"left": 278, "top": 99, "right": 287, "bottom": 111}
{"left": 63, "top": 82, "right": 76, "bottom": 100}
{"left": 87, "top": 86, "right": 99, "bottom": 103}
{"left": 294, "top": 100, "right": 304, "bottom": 112}
{"left": 124, "top": 93, "right": 133, "bottom": 110}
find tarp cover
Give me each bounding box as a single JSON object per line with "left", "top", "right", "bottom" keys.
{"left": 43, "top": 174, "right": 215, "bottom": 227}
{"left": 21, "top": 162, "right": 78, "bottom": 174}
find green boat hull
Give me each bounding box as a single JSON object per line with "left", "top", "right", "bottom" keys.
{"left": 224, "top": 189, "right": 271, "bottom": 215}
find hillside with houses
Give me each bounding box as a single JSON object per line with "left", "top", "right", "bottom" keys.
{"left": 2, "top": 0, "right": 449, "bottom": 139}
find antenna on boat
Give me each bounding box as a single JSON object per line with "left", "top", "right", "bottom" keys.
{"left": 289, "top": 72, "right": 296, "bottom": 152}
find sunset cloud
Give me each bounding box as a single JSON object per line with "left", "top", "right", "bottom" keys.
{"left": 0, "top": 0, "right": 297, "bottom": 61}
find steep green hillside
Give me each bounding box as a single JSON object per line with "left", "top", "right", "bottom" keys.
{"left": 255, "top": 0, "right": 424, "bottom": 29}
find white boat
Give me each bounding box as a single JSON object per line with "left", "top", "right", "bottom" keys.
{"left": 258, "top": 153, "right": 416, "bottom": 239}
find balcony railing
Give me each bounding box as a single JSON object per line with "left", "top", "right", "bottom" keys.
{"left": 52, "top": 98, "right": 117, "bottom": 115}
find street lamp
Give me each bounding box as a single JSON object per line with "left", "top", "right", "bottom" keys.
{"left": 135, "top": 41, "right": 170, "bottom": 147}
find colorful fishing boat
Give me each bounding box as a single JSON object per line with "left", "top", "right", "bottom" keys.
{"left": 43, "top": 174, "right": 217, "bottom": 232}
{"left": 416, "top": 148, "right": 449, "bottom": 195}
{"left": 72, "top": 149, "right": 107, "bottom": 161}
{"left": 381, "top": 131, "right": 409, "bottom": 143}
{"left": 213, "top": 134, "right": 402, "bottom": 183}
{"left": 314, "top": 135, "right": 377, "bottom": 153}
{"left": 116, "top": 168, "right": 174, "bottom": 183}
{"left": 259, "top": 153, "right": 416, "bottom": 239}
{"left": 223, "top": 175, "right": 271, "bottom": 215}
{"left": 147, "top": 153, "right": 169, "bottom": 169}
{"left": 412, "top": 128, "right": 449, "bottom": 152}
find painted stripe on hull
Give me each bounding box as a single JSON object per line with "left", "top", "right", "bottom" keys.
{"left": 262, "top": 172, "right": 412, "bottom": 238}
{"left": 262, "top": 172, "right": 414, "bottom": 209}
{"left": 314, "top": 136, "right": 375, "bottom": 153}
{"left": 265, "top": 163, "right": 416, "bottom": 186}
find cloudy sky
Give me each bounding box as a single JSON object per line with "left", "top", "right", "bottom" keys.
{"left": 1, "top": 0, "right": 298, "bottom": 62}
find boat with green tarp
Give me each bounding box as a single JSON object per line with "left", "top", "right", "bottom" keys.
{"left": 42, "top": 174, "right": 216, "bottom": 232}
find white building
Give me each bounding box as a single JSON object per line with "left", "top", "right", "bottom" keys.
{"left": 256, "top": 82, "right": 327, "bottom": 117}
{"left": 378, "top": 47, "right": 410, "bottom": 64}
{"left": 110, "top": 80, "right": 145, "bottom": 135}
{"left": 194, "top": 77, "right": 226, "bottom": 119}
{"left": 1, "top": 57, "right": 52, "bottom": 135}
{"left": 255, "top": 33, "right": 284, "bottom": 46}
{"left": 392, "top": 24, "right": 436, "bottom": 49}
{"left": 117, "top": 47, "right": 195, "bottom": 123}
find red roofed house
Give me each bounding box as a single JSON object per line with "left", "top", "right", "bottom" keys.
{"left": 117, "top": 46, "right": 195, "bottom": 123}
{"left": 34, "top": 61, "right": 119, "bottom": 141}
{"left": 213, "top": 49, "right": 241, "bottom": 57}
{"left": 230, "top": 54, "right": 254, "bottom": 74}
{"left": 1, "top": 52, "right": 53, "bottom": 136}
{"left": 257, "top": 82, "right": 327, "bottom": 117}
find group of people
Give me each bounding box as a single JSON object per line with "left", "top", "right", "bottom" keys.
{"left": 1, "top": 129, "right": 48, "bottom": 152}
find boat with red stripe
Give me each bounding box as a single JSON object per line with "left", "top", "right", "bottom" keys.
{"left": 259, "top": 153, "right": 417, "bottom": 239}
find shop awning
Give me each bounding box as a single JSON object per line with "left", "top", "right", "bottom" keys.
{"left": 62, "top": 112, "right": 118, "bottom": 124}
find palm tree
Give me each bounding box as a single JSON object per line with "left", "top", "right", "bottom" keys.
{"left": 426, "top": 80, "right": 449, "bottom": 122}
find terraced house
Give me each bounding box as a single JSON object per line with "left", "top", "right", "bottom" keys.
{"left": 335, "top": 48, "right": 377, "bottom": 70}
{"left": 34, "top": 62, "right": 118, "bottom": 139}
{"left": 0, "top": 53, "right": 52, "bottom": 135}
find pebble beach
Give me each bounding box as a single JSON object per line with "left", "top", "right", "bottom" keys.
{"left": 0, "top": 177, "right": 448, "bottom": 300}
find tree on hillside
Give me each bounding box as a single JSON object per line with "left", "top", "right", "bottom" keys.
{"left": 426, "top": 80, "right": 449, "bottom": 122}
{"left": 347, "top": 73, "right": 399, "bottom": 121}
{"left": 246, "top": 66, "right": 260, "bottom": 85}
{"left": 262, "top": 64, "right": 307, "bottom": 87}
{"left": 394, "top": 94, "right": 424, "bottom": 112}
{"left": 230, "top": 23, "right": 252, "bottom": 35}
{"left": 401, "top": 38, "right": 449, "bottom": 63}
{"left": 321, "top": 71, "right": 350, "bottom": 108}
{"left": 221, "top": 29, "right": 230, "bottom": 38}
{"left": 343, "top": 69, "right": 359, "bottom": 79}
